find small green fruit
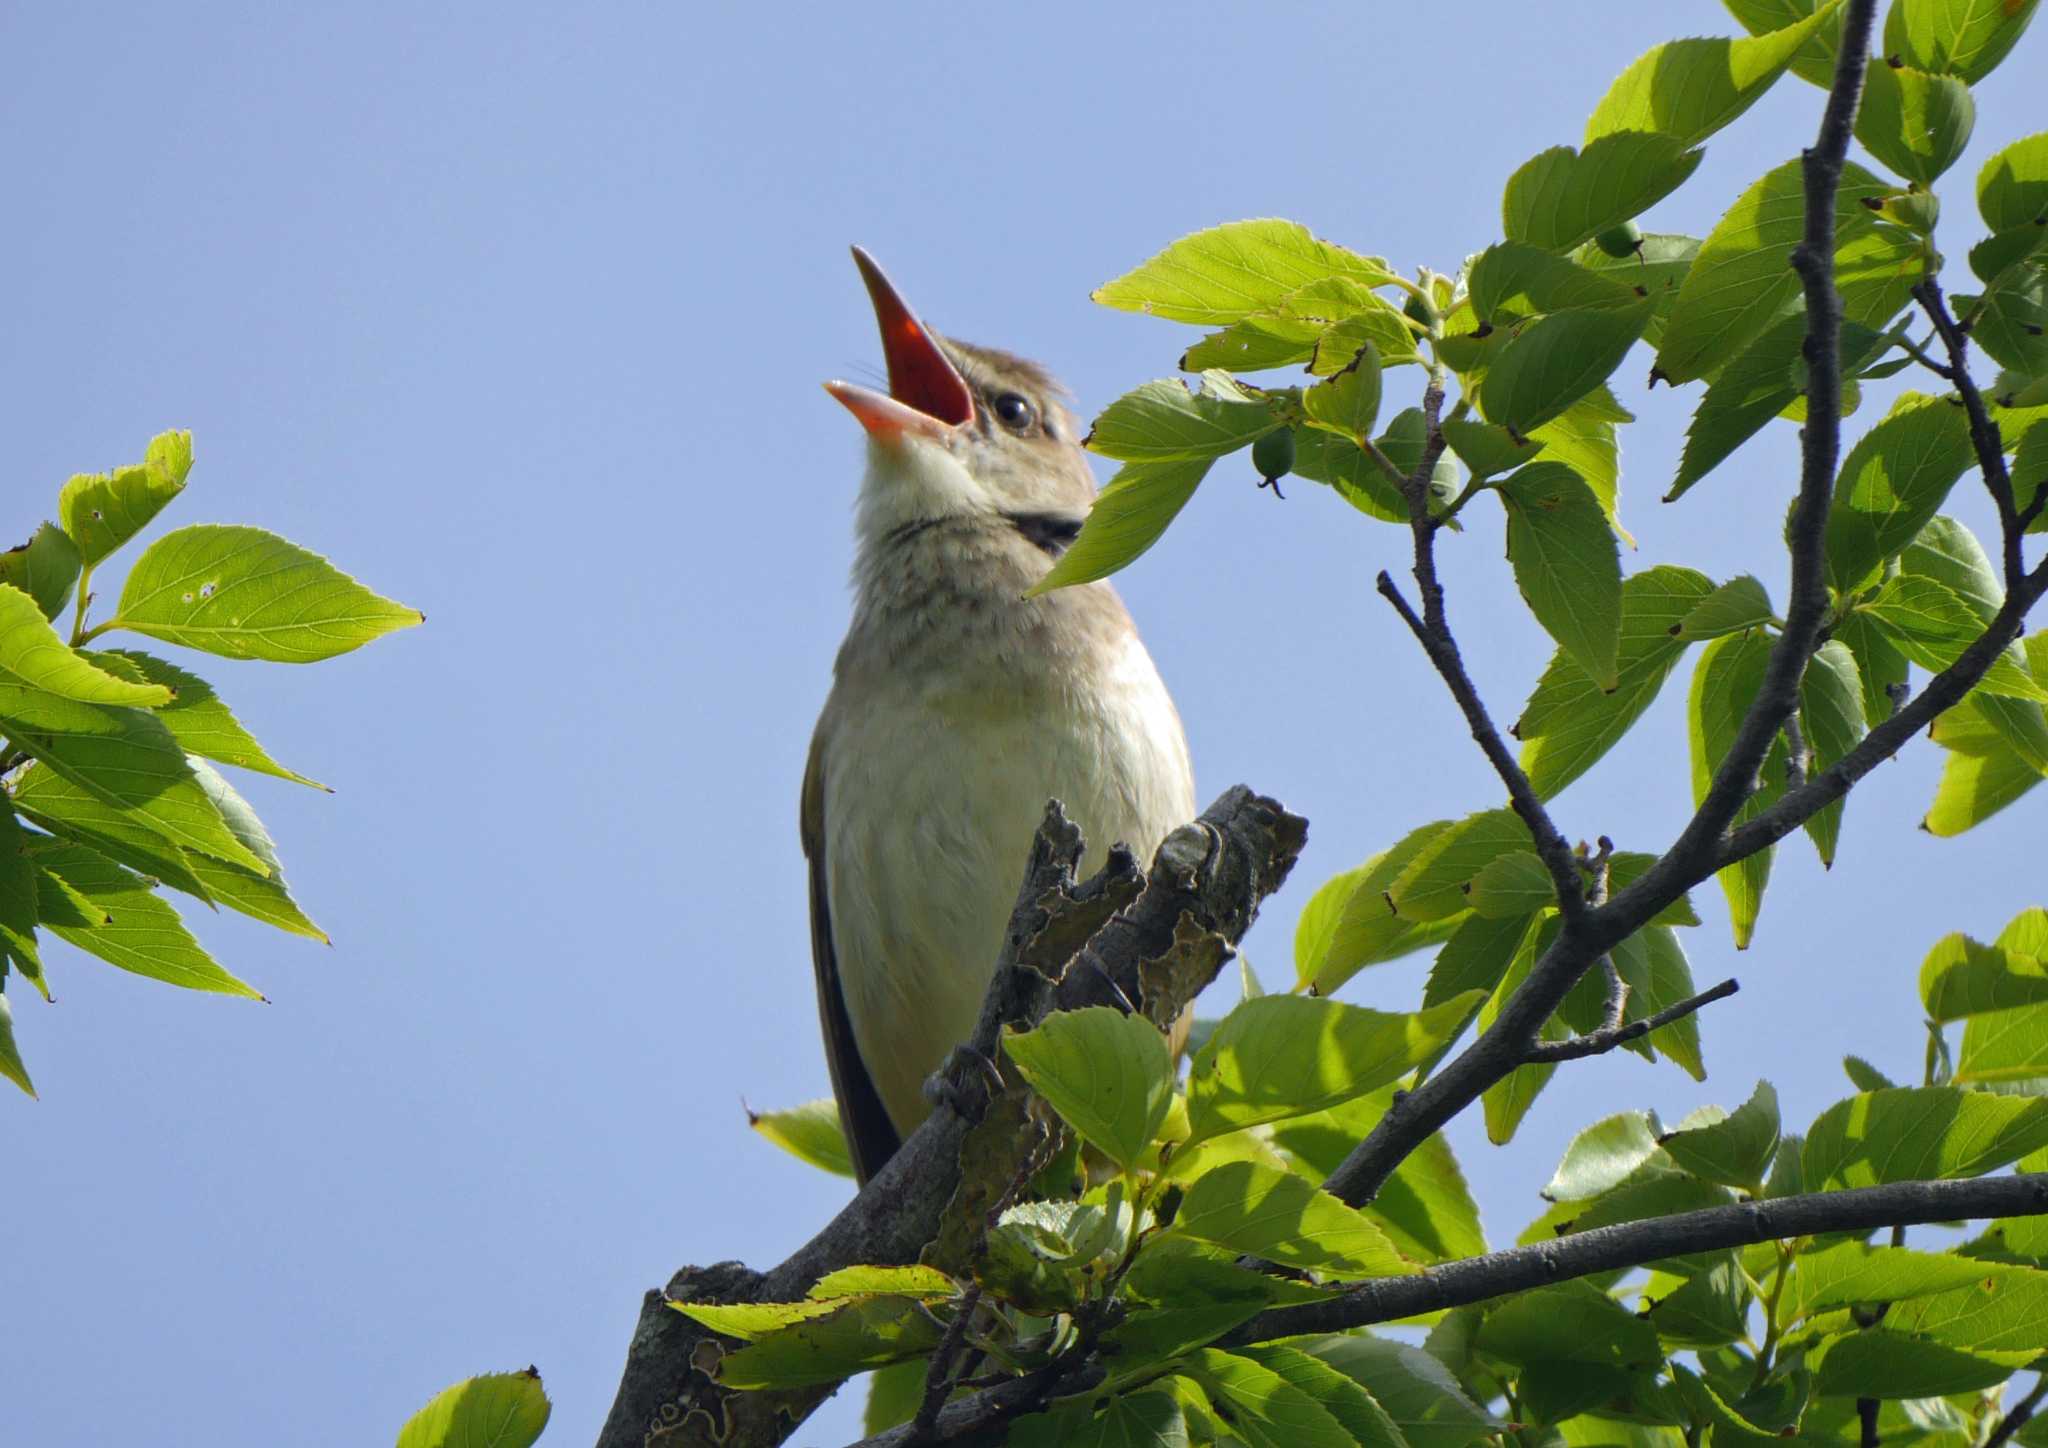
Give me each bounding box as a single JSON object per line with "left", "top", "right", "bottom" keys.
{"left": 1593, "top": 221, "right": 1644, "bottom": 259}
{"left": 1252, "top": 427, "right": 1295, "bottom": 482}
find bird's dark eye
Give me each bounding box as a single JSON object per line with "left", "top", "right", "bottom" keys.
{"left": 993, "top": 392, "right": 1034, "bottom": 430}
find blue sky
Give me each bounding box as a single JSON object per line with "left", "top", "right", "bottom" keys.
{"left": 5, "top": 5, "right": 2041, "bottom": 1444}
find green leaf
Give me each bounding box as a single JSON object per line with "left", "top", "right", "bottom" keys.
{"left": 1688, "top": 630, "right": 1783, "bottom": 948}
{"left": 1300, "top": 347, "right": 1381, "bottom": 443}
{"left": 1586, "top": 5, "right": 1845, "bottom": 146}
{"left": 1441, "top": 419, "right": 1544, "bottom": 481}
{"left": 861, "top": 1359, "right": 926, "bottom": 1438}
{"left": 0, "top": 586, "right": 168, "bottom": 707}
{"left": 86, "top": 649, "right": 324, "bottom": 789}
{"left": 1498, "top": 463, "right": 1623, "bottom": 689}
{"left": 1607, "top": 852, "right": 1705, "bottom": 927}
{"left": 1003, "top": 1006, "right": 1172, "bottom": 1168}
{"left": 1921, "top": 931, "right": 2048, "bottom": 1021}
{"left": 181, "top": 759, "right": 325, "bottom": 941}
{"left": 1502, "top": 134, "right": 1705, "bottom": 253}
{"left": 1181, "top": 314, "right": 1325, "bottom": 373}
{"left": 9, "top": 762, "right": 213, "bottom": 901}
{"left": 1478, "top": 1281, "right": 1663, "bottom": 1368}
{"left": 1668, "top": 312, "right": 1885, "bottom": 501}
{"left": 1530, "top": 389, "right": 1632, "bottom": 542}
{"left": 1542, "top": 1111, "right": 1663, "bottom": 1202}
{"left": 0, "top": 523, "right": 81, "bottom": 621}
{"left": 1925, "top": 716, "right": 2044, "bottom": 833}
{"left": 1085, "top": 376, "right": 1274, "bottom": 464}
{"left": 1724, "top": 0, "right": 1845, "bottom": 85}
{"left": 28, "top": 838, "right": 260, "bottom": 997}
{"left": 1048, "top": 1391, "right": 1191, "bottom": 1448}
{"left": 1483, "top": 917, "right": 1565, "bottom": 1143}
{"left": 1660, "top": 1080, "right": 1781, "bottom": 1190}
{"left": 1028, "top": 459, "right": 1211, "bottom": 595}
{"left": 1864, "top": 573, "right": 2048, "bottom": 701}
{"left": 1904, "top": 514, "right": 2004, "bottom": 623}
{"left": 747, "top": 1098, "right": 854, "bottom": 1178}
{"left": 1799, "top": 639, "right": 1867, "bottom": 866}
{"left": 1303, "top": 1336, "right": 1501, "bottom": 1448}
{"left": 2016, "top": 421, "right": 2048, "bottom": 532}
{"left": 1235, "top": 1345, "right": 1406, "bottom": 1448}
{"left": 1421, "top": 910, "right": 1539, "bottom": 1035}
{"left": 1837, "top": 607, "right": 1912, "bottom": 724}
{"left": 1854, "top": 61, "right": 1974, "bottom": 184}
{"left": 1463, "top": 851, "right": 1556, "bottom": 919}
{"left": 1886, "top": 0, "right": 2041, "bottom": 83}
{"left": 1517, "top": 566, "right": 1715, "bottom": 798}
{"left": 1185, "top": 1349, "right": 1358, "bottom": 1448}
{"left": 1959, "top": 1003, "right": 2048, "bottom": 1084}
{"left": 670, "top": 1297, "right": 846, "bottom": 1338}
{"left": 2000, "top": 906, "right": 2048, "bottom": 954}
{"left": 1813, "top": 1329, "right": 2022, "bottom": 1397}
{"left": 1478, "top": 300, "right": 1654, "bottom": 436}
{"left": 394, "top": 1369, "right": 550, "bottom": 1448}
{"left": 0, "top": 988, "right": 32, "bottom": 1097}
{"left": 1173, "top": 1160, "right": 1415, "bottom": 1276}
{"left": 1790, "top": 1241, "right": 1996, "bottom": 1319}
{"left": 711, "top": 1296, "right": 945, "bottom": 1389}
{"left": 0, "top": 694, "right": 265, "bottom": 873}
{"left": 1572, "top": 231, "right": 1702, "bottom": 348}
{"left": 1971, "top": 268, "right": 2048, "bottom": 375}
{"left": 1094, "top": 220, "right": 1394, "bottom": 327}
{"left": 57, "top": 430, "right": 192, "bottom": 567}
{"left": 1388, "top": 808, "right": 1538, "bottom": 922}
{"left": 1295, "top": 824, "right": 1467, "bottom": 995}
{"left": 109, "top": 525, "right": 422, "bottom": 663}
{"left": 1970, "top": 225, "right": 2048, "bottom": 287}
{"left": 1886, "top": 1264, "right": 2048, "bottom": 1350}
{"left": 1804, "top": 1086, "right": 2048, "bottom": 1186}
{"left": 1267, "top": 1089, "right": 1487, "bottom": 1263}
{"left": 1676, "top": 575, "right": 1775, "bottom": 640}
{"left": 1654, "top": 158, "right": 1889, "bottom": 384}
{"left": 1466, "top": 242, "right": 1638, "bottom": 321}
{"left": 1184, "top": 992, "right": 1483, "bottom": 1144}
{"left": 1980, "top": 132, "right": 2048, "bottom": 234}
{"left": 1289, "top": 423, "right": 1409, "bottom": 523}
{"left": 1614, "top": 926, "right": 1711, "bottom": 1078}
{"left": 809, "top": 1264, "right": 957, "bottom": 1301}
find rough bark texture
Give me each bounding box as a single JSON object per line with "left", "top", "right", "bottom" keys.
{"left": 594, "top": 785, "right": 1306, "bottom": 1448}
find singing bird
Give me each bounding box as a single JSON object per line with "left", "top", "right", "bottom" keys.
{"left": 805, "top": 249, "right": 1196, "bottom": 1184}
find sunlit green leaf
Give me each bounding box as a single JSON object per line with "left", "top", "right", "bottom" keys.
{"left": 1587, "top": 4, "right": 1844, "bottom": 145}
{"left": 1029, "top": 458, "right": 1211, "bottom": 595}
{"left": 1863, "top": 573, "right": 2048, "bottom": 701}
{"left": 1094, "top": 220, "right": 1394, "bottom": 327}
{"left": 1813, "top": 1328, "right": 2024, "bottom": 1397}
{"left": 1173, "top": 1162, "right": 1416, "bottom": 1277}
{"left": 1503, "top": 133, "right": 1704, "bottom": 253}
{"left": 1855, "top": 60, "right": 1974, "bottom": 183}
{"left": 1543, "top": 1111, "right": 1662, "bottom": 1202}
{"left": 747, "top": 1097, "right": 854, "bottom": 1178}
{"left": 1676, "top": 575, "right": 1775, "bottom": 641}
{"left": 1184, "top": 992, "right": 1483, "bottom": 1144}
{"left": 1804, "top": 1086, "right": 2048, "bottom": 1186}
{"left": 86, "top": 649, "right": 324, "bottom": 789}
{"left": 0, "top": 523, "right": 81, "bottom": 621}
{"left": 1660, "top": 1080, "right": 1780, "bottom": 1190}
{"left": 1303, "top": 1335, "right": 1501, "bottom": 1448}
{"left": 1886, "top": 0, "right": 2041, "bottom": 83}
{"left": 710, "top": 1296, "right": 945, "bottom": 1389}
{"left": 1922, "top": 931, "right": 2048, "bottom": 1022}
{"left": 1185, "top": 1349, "right": 1359, "bottom": 1448}
{"left": 1388, "top": 808, "right": 1538, "bottom": 922}
{"left": 1479, "top": 300, "right": 1655, "bottom": 436}
{"left": 110, "top": 525, "right": 422, "bottom": 663}
{"left": 28, "top": 837, "right": 259, "bottom": 997}
{"left": 1004, "top": 1006, "right": 1173, "bottom": 1168}
{"left": 1800, "top": 639, "right": 1867, "bottom": 866}
{"left": 1655, "top": 158, "right": 1889, "bottom": 384}
{"left": 57, "top": 430, "right": 192, "bottom": 567}
{"left": 1085, "top": 376, "right": 1275, "bottom": 464}
{"left": 0, "top": 587, "right": 167, "bottom": 708}
{"left": 394, "top": 1369, "right": 550, "bottom": 1448}
{"left": 1301, "top": 347, "right": 1382, "bottom": 443}
{"left": 1979, "top": 132, "right": 2048, "bottom": 234}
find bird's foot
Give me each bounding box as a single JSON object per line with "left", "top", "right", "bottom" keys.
{"left": 925, "top": 1044, "right": 1006, "bottom": 1120}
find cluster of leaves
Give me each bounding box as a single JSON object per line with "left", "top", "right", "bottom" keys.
{"left": 0, "top": 431, "right": 419, "bottom": 1095}
{"left": 681, "top": 3, "right": 2048, "bottom": 1446}
{"left": 729, "top": 909, "right": 2048, "bottom": 1446}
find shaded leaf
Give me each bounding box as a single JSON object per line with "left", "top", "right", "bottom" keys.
{"left": 1173, "top": 1160, "right": 1416, "bottom": 1277}
{"left": 28, "top": 838, "right": 260, "bottom": 997}
{"left": 1803, "top": 1086, "right": 2048, "bottom": 1186}
{"left": 1030, "top": 458, "right": 1211, "bottom": 594}
{"left": 1675, "top": 574, "right": 1775, "bottom": 641}
{"left": 88, "top": 649, "right": 324, "bottom": 789}
{"left": 1799, "top": 639, "right": 1867, "bottom": 865}
{"left": 0, "top": 523, "right": 81, "bottom": 621}
{"left": 1499, "top": 463, "right": 1624, "bottom": 688}
{"left": 1503, "top": 133, "right": 1705, "bottom": 253}
{"left": 1660, "top": 1080, "right": 1781, "bottom": 1190}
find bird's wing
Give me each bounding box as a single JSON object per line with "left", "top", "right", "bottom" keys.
{"left": 802, "top": 718, "right": 901, "bottom": 1185}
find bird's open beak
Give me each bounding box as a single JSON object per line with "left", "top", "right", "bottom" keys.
{"left": 824, "top": 247, "right": 977, "bottom": 443}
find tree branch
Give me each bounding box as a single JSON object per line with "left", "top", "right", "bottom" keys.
{"left": 1525, "top": 977, "right": 1739, "bottom": 1064}
{"left": 1235, "top": 1173, "right": 2048, "bottom": 1345}
{"left": 1987, "top": 1375, "right": 2048, "bottom": 1448}
{"left": 1323, "top": 0, "right": 1883, "bottom": 1212}
{"left": 1916, "top": 277, "right": 2024, "bottom": 588}
{"left": 593, "top": 786, "right": 1306, "bottom": 1448}
{"left": 850, "top": 1174, "right": 2048, "bottom": 1448}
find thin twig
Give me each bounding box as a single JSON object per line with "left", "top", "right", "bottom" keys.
{"left": 905, "top": 1282, "right": 984, "bottom": 1447}
{"left": 1527, "top": 978, "right": 1739, "bottom": 1064}
{"left": 1892, "top": 328, "right": 1957, "bottom": 382}
{"left": 1915, "top": 278, "right": 2023, "bottom": 589}
{"left": 1376, "top": 571, "right": 1587, "bottom": 921}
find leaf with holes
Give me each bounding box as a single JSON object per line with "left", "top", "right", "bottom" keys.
{"left": 57, "top": 430, "right": 192, "bottom": 567}
{"left": 109, "top": 525, "right": 421, "bottom": 664}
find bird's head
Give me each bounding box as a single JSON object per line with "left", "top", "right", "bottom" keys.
{"left": 826, "top": 248, "right": 1095, "bottom": 556}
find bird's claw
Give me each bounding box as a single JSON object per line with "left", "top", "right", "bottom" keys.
{"left": 924, "top": 1044, "right": 1007, "bottom": 1118}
